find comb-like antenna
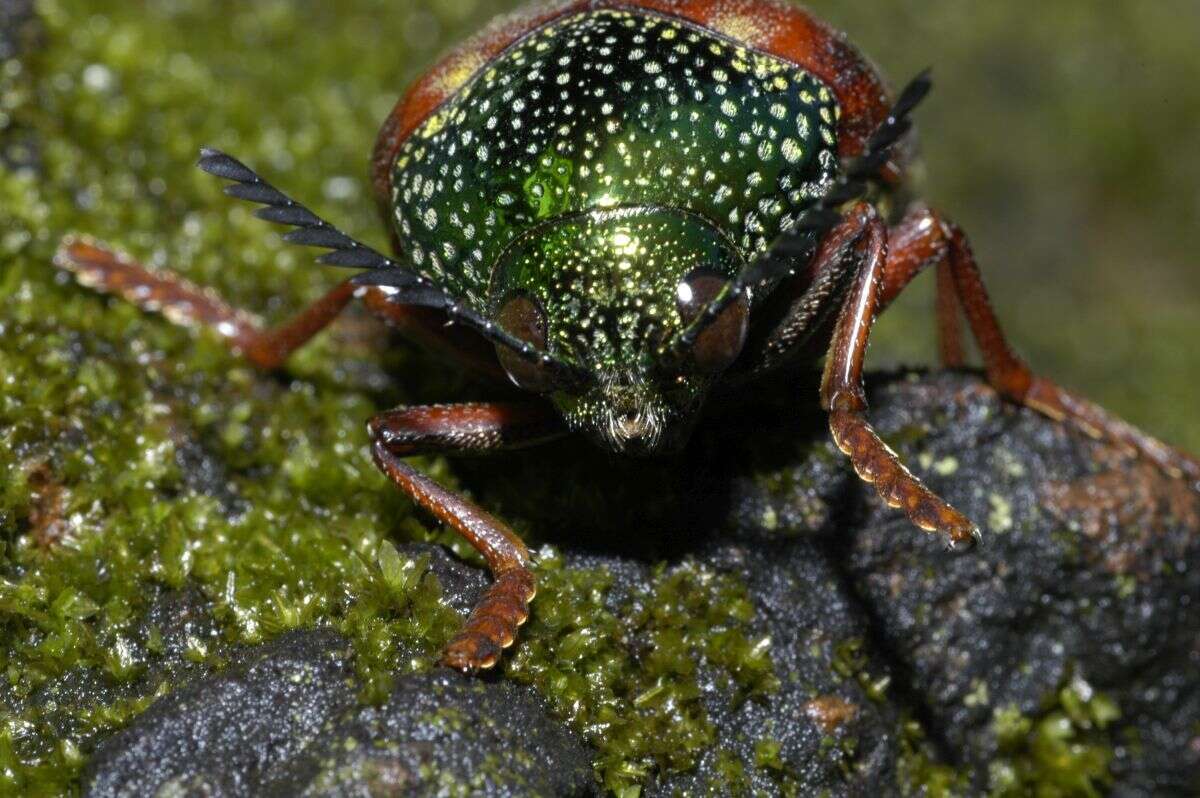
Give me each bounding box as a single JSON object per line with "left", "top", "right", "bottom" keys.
{"left": 197, "top": 148, "right": 590, "bottom": 388}
{"left": 198, "top": 148, "right": 416, "bottom": 276}
{"left": 666, "top": 70, "right": 933, "bottom": 357}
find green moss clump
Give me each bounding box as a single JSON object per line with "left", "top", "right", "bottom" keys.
{"left": 1, "top": 4, "right": 779, "bottom": 791}
{"left": 830, "top": 637, "right": 891, "bottom": 702}
{"left": 506, "top": 550, "right": 778, "bottom": 795}
{"left": 988, "top": 676, "right": 1119, "bottom": 797}
{"left": 896, "top": 675, "right": 1120, "bottom": 798}
{"left": 711, "top": 747, "right": 751, "bottom": 795}
{"left": 896, "top": 718, "right": 969, "bottom": 798}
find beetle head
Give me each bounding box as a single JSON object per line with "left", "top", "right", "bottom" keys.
{"left": 489, "top": 207, "right": 750, "bottom": 456}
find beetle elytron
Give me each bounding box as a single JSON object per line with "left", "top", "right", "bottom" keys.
{"left": 57, "top": 0, "right": 1200, "bottom": 671}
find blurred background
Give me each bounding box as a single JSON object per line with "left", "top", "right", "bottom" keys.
{"left": 2, "top": 0, "right": 1197, "bottom": 449}
{"left": 817, "top": 1, "right": 1200, "bottom": 453}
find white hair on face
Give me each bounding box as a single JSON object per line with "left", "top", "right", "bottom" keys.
{"left": 597, "top": 368, "right": 666, "bottom": 452}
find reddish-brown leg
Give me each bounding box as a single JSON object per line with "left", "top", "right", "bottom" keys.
{"left": 59, "top": 235, "right": 568, "bottom": 668}
{"left": 877, "top": 207, "right": 966, "bottom": 368}
{"left": 819, "top": 203, "right": 981, "bottom": 546}
{"left": 368, "top": 403, "right": 565, "bottom": 671}
{"left": 879, "top": 207, "right": 1200, "bottom": 484}
{"left": 371, "top": 402, "right": 565, "bottom": 456}
{"left": 55, "top": 236, "right": 355, "bottom": 370}
{"left": 360, "top": 291, "right": 508, "bottom": 384}
{"left": 55, "top": 236, "right": 509, "bottom": 380}
{"left": 738, "top": 207, "right": 967, "bottom": 379}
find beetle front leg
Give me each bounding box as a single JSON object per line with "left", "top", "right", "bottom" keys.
{"left": 55, "top": 237, "right": 356, "bottom": 370}
{"left": 878, "top": 207, "right": 1200, "bottom": 485}
{"left": 368, "top": 402, "right": 565, "bottom": 671}
{"left": 819, "top": 203, "right": 981, "bottom": 546}
{"left": 878, "top": 207, "right": 966, "bottom": 369}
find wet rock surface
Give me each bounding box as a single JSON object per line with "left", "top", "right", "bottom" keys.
{"left": 84, "top": 554, "right": 595, "bottom": 798}
{"left": 841, "top": 376, "right": 1200, "bottom": 795}
{"left": 77, "top": 372, "right": 1200, "bottom": 795}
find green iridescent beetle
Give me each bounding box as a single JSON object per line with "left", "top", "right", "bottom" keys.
{"left": 58, "top": 0, "right": 1200, "bottom": 671}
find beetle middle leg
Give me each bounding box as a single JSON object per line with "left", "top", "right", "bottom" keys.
{"left": 877, "top": 206, "right": 1200, "bottom": 484}
{"left": 818, "top": 202, "right": 982, "bottom": 546}
{"left": 368, "top": 402, "right": 566, "bottom": 671}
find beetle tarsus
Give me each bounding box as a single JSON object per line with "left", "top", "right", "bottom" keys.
{"left": 54, "top": 235, "right": 262, "bottom": 343}
{"left": 830, "top": 408, "right": 981, "bottom": 548}
{"left": 442, "top": 568, "right": 536, "bottom": 672}
{"left": 54, "top": 235, "right": 363, "bottom": 371}
{"left": 368, "top": 418, "right": 547, "bottom": 672}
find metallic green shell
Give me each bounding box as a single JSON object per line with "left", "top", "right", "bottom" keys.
{"left": 388, "top": 7, "right": 841, "bottom": 314}
{"left": 495, "top": 206, "right": 741, "bottom": 371}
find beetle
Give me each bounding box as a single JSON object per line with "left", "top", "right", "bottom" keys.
{"left": 57, "top": 0, "right": 1200, "bottom": 672}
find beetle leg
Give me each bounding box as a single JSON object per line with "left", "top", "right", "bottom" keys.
{"left": 734, "top": 236, "right": 858, "bottom": 377}
{"left": 56, "top": 236, "right": 514, "bottom": 381}
{"left": 879, "top": 207, "right": 1200, "bottom": 485}
{"left": 370, "top": 401, "right": 565, "bottom": 457}
{"left": 368, "top": 403, "right": 565, "bottom": 671}
{"left": 359, "top": 291, "right": 509, "bottom": 384}
{"left": 55, "top": 236, "right": 355, "bottom": 370}
{"left": 877, "top": 206, "right": 966, "bottom": 368}
{"left": 820, "top": 203, "right": 982, "bottom": 547}
{"left": 737, "top": 205, "right": 966, "bottom": 378}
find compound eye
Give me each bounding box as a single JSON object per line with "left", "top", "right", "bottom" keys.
{"left": 676, "top": 270, "right": 749, "bottom": 374}
{"left": 495, "top": 293, "right": 556, "bottom": 393}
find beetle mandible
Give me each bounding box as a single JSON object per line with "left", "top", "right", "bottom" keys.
{"left": 57, "top": 0, "right": 1200, "bottom": 672}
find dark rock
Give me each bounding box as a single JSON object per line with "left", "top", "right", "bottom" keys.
{"left": 535, "top": 542, "right": 909, "bottom": 796}
{"left": 471, "top": 370, "right": 1200, "bottom": 793}
{"left": 637, "top": 540, "right": 906, "bottom": 796}
{"left": 840, "top": 374, "right": 1200, "bottom": 795}
{"left": 84, "top": 548, "right": 593, "bottom": 797}
{"left": 85, "top": 629, "right": 361, "bottom": 798}
{"left": 265, "top": 671, "right": 595, "bottom": 797}
{"left": 23, "top": 586, "right": 222, "bottom": 755}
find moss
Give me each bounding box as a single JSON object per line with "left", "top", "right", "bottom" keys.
{"left": 831, "top": 637, "right": 891, "bottom": 703}
{"left": 2, "top": 0, "right": 1187, "bottom": 794}
{"left": 988, "top": 675, "right": 1119, "bottom": 797}
{"left": 0, "top": 2, "right": 781, "bottom": 790}
{"left": 711, "top": 747, "right": 751, "bottom": 795}
{"left": 896, "top": 718, "right": 969, "bottom": 798}
{"left": 507, "top": 550, "right": 778, "bottom": 794}
{"left": 987, "top": 494, "right": 1015, "bottom": 535}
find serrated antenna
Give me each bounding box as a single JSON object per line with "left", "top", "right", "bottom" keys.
{"left": 197, "top": 148, "right": 417, "bottom": 276}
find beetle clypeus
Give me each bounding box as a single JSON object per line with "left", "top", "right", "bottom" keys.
{"left": 57, "top": 0, "right": 1200, "bottom": 672}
